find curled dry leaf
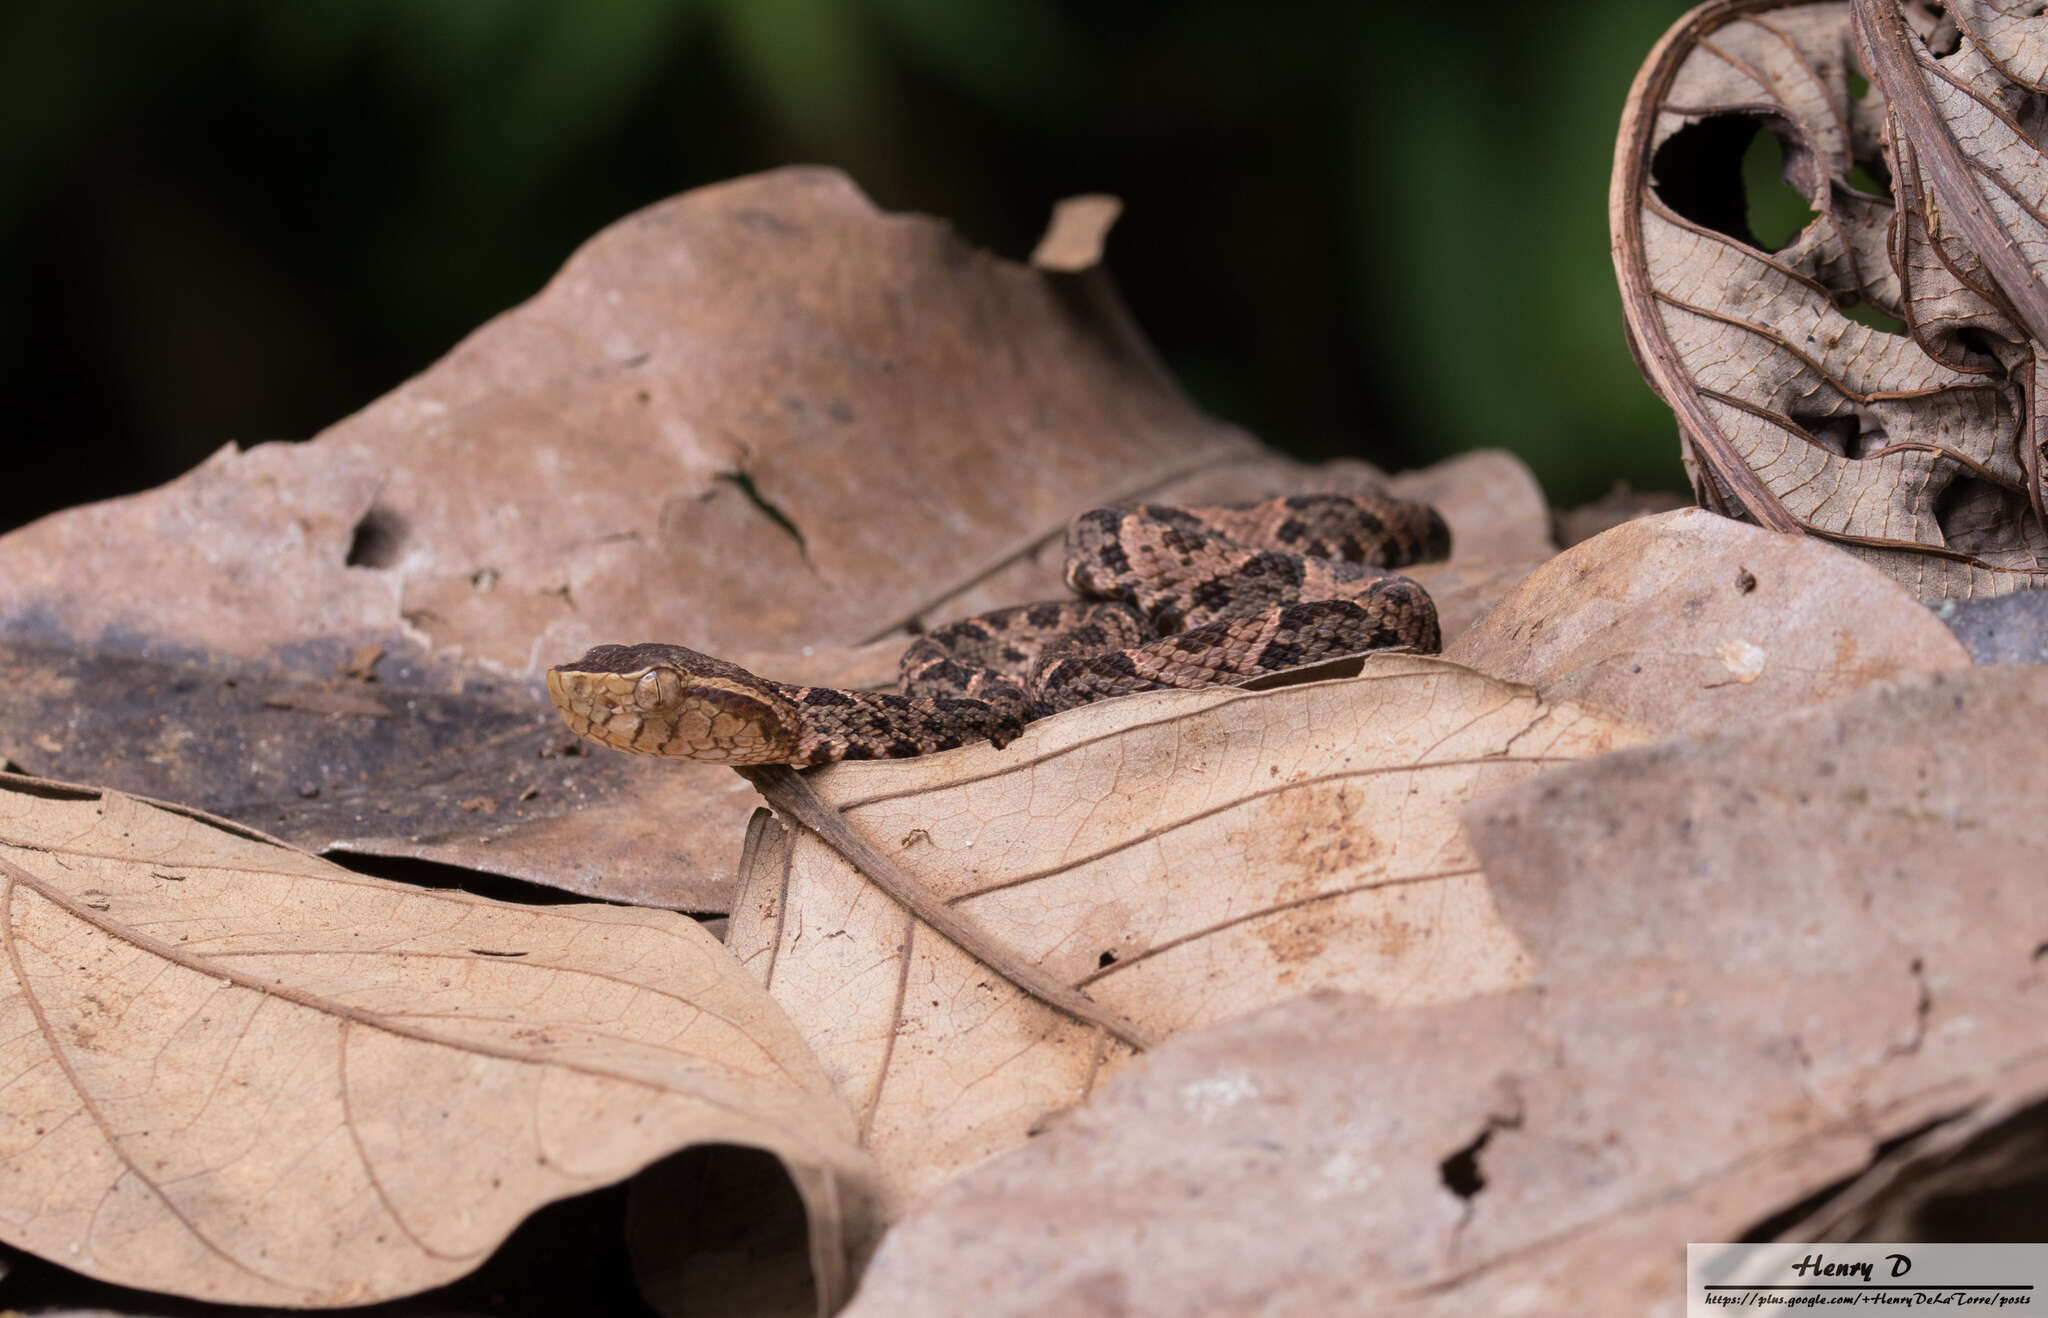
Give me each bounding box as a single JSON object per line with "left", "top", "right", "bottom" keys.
{"left": 1446, "top": 506, "right": 1970, "bottom": 736}
{"left": 724, "top": 656, "right": 1645, "bottom": 1214}
{"left": 0, "top": 168, "right": 1269, "bottom": 905}
{"left": 842, "top": 667, "right": 2048, "bottom": 1318}
{"left": 1612, "top": 0, "right": 2048, "bottom": 597}
{"left": 0, "top": 774, "right": 875, "bottom": 1308}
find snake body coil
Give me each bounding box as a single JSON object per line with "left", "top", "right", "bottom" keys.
{"left": 548, "top": 493, "right": 1448, "bottom": 764}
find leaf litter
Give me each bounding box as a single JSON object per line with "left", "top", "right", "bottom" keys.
{"left": 726, "top": 656, "right": 1646, "bottom": 1215}
{"left": 1, "top": 125, "right": 2045, "bottom": 1316}
{"left": 0, "top": 774, "right": 874, "bottom": 1310}
{"left": 840, "top": 666, "right": 2048, "bottom": 1317}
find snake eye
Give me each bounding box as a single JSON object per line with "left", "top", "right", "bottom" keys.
{"left": 634, "top": 667, "right": 684, "bottom": 709}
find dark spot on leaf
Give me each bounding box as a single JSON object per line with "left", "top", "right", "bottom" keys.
{"left": 1440, "top": 1129, "right": 1490, "bottom": 1200}
{"left": 715, "top": 470, "right": 807, "bottom": 555}
{"left": 345, "top": 505, "right": 407, "bottom": 569}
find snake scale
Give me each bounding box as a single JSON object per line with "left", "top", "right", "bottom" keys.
{"left": 548, "top": 492, "right": 1449, "bottom": 764}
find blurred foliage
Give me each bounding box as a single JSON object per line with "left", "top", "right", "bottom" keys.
{"left": 0, "top": 0, "right": 1702, "bottom": 534}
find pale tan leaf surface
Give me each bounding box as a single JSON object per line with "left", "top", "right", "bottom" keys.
{"left": 0, "top": 774, "right": 876, "bottom": 1308}
{"left": 1613, "top": 0, "right": 2048, "bottom": 597}
{"left": 725, "top": 657, "right": 1645, "bottom": 1216}
{"left": 1028, "top": 194, "right": 1123, "bottom": 272}
{"left": 0, "top": 168, "right": 1264, "bottom": 905}
{"left": 1446, "top": 506, "right": 1971, "bottom": 736}
{"left": 841, "top": 667, "right": 2048, "bottom": 1317}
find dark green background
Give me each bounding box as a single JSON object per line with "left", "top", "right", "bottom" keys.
{"left": 1, "top": 0, "right": 1706, "bottom": 536}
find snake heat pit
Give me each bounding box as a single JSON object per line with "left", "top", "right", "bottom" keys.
{"left": 547, "top": 493, "right": 1450, "bottom": 764}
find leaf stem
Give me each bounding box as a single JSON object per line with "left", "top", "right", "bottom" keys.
{"left": 736, "top": 764, "right": 1155, "bottom": 1051}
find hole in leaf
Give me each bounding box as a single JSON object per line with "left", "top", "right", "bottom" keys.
{"left": 1097, "top": 949, "right": 1118, "bottom": 969}
{"left": 1742, "top": 129, "right": 1821, "bottom": 251}
{"left": 1913, "top": 2, "right": 1963, "bottom": 57}
{"left": 2016, "top": 92, "right": 2048, "bottom": 146}
{"left": 1789, "top": 409, "right": 1881, "bottom": 459}
{"left": 1652, "top": 115, "right": 1763, "bottom": 247}
{"left": 345, "top": 506, "right": 407, "bottom": 569}
{"left": 1440, "top": 1129, "right": 1491, "bottom": 1200}
{"left": 1847, "top": 67, "right": 1871, "bottom": 100}
{"left": 1650, "top": 115, "right": 1817, "bottom": 253}
{"left": 1847, "top": 159, "right": 1890, "bottom": 196}
{"left": 1935, "top": 474, "right": 2031, "bottom": 556}
{"left": 1949, "top": 326, "right": 2006, "bottom": 370}
{"left": 1840, "top": 298, "right": 1907, "bottom": 335}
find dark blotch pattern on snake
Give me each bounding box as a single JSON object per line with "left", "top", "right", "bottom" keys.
{"left": 547, "top": 492, "right": 1450, "bottom": 764}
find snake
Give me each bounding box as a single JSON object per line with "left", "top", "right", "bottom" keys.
{"left": 547, "top": 492, "right": 1449, "bottom": 765}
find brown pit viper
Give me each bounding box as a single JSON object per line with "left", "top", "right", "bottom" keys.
{"left": 547, "top": 493, "right": 1449, "bottom": 764}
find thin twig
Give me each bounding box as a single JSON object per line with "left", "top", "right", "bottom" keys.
{"left": 737, "top": 764, "right": 1155, "bottom": 1051}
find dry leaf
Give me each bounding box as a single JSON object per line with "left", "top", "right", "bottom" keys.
{"left": 841, "top": 667, "right": 2048, "bottom": 1317}
{"left": 1446, "top": 506, "right": 1970, "bottom": 735}
{"left": 0, "top": 168, "right": 1271, "bottom": 905}
{"left": 1613, "top": 0, "right": 2048, "bottom": 597}
{"left": 1930, "top": 584, "right": 2048, "bottom": 660}
{"left": 0, "top": 774, "right": 875, "bottom": 1308}
{"left": 1029, "top": 194, "right": 1123, "bottom": 272}
{"left": 1554, "top": 481, "right": 1693, "bottom": 547}
{"left": 0, "top": 638, "right": 728, "bottom": 909}
{"left": 724, "top": 656, "right": 1645, "bottom": 1214}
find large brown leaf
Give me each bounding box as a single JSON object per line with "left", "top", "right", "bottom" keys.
{"left": 1612, "top": 0, "right": 2048, "bottom": 597}
{"left": 725, "top": 657, "right": 1645, "bottom": 1215}
{"left": 0, "top": 169, "right": 1267, "bottom": 907}
{"left": 1447, "top": 505, "right": 1970, "bottom": 735}
{"left": 840, "top": 667, "right": 2048, "bottom": 1316}
{"left": 0, "top": 774, "right": 875, "bottom": 1308}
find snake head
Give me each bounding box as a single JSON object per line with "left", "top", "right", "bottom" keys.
{"left": 545, "top": 643, "right": 801, "bottom": 763}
